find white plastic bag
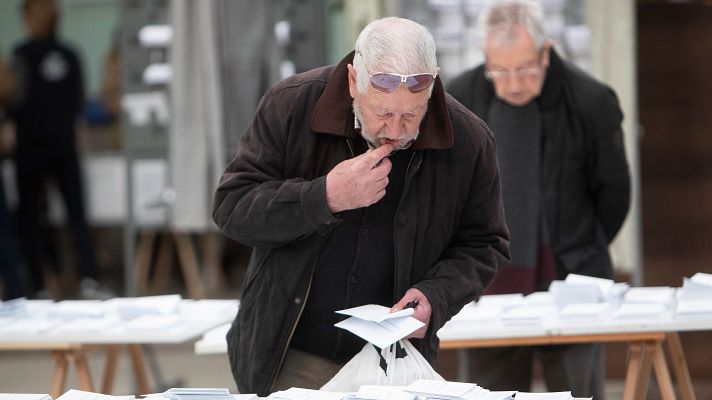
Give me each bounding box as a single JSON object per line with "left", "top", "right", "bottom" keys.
{"left": 320, "top": 339, "right": 443, "bottom": 392}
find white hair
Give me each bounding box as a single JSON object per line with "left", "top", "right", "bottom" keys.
{"left": 353, "top": 17, "right": 437, "bottom": 95}
{"left": 478, "top": 0, "right": 546, "bottom": 50}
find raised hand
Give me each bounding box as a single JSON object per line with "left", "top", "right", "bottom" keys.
{"left": 326, "top": 144, "right": 394, "bottom": 213}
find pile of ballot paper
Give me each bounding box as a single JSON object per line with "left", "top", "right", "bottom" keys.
{"left": 267, "top": 379, "right": 587, "bottom": 400}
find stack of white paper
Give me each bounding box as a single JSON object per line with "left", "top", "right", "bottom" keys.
{"left": 57, "top": 389, "right": 135, "bottom": 400}
{"left": 122, "top": 314, "right": 182, "bottom": 333}
{"left": 0, "top": 298, "right": 28, "bottom": 318}
{"left": 501, "top": 306, "right": 556, "bottom": 326}
{"left": 51, "top": 316, "right": 122, "bottom": 334}
{"left": 558, "top": 303, "right": 611, "bottom": 322}
{"left": 268, "top": 388, "right": 344, "bottom": 400}
{"left": 404, "top": 379, "right": 488, "bottom": 399}
{"left": 675, "top": 299, "right": 712, "bottom": 320}
{"left": 476, "top": 294, "right": 525, "bottom": 310}
{"left": 678, "top": 273, "right": 712, "bottom": 300}
{"left": 49, "top": 301, "right": 105, "bottom": 319}
{"left": 623, "top": 287, "right": 676, "bottom": 307}
{"left": 524, "top": 292, "right": 555, "bottom": 307}
{"left": 354, "top": 385, "right": 415, "bottom": 400}
{"left": 514, "top": 392, "right": 574, "bottom": 400}
{"left": 549, "top": 281, "right": 602, "bottom": 308}
{"left": 0, "top": 394, "right": 52, "bottom": 400}
{"left": 334, "top": 305, "right": 424, "bottom": 348}
{"left": 158, "top": 388, "right": 233, "bottom": 400}
{"left": 105, "top": 295, "right": 182, "bottom": 319}
{"left": 611, "top": 303, "right": 670, "bottom": 321}
{"left": 445, "top": 303, "right": 501, "bottom": 329}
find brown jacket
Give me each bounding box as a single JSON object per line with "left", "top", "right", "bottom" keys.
{"left": 212, "top": 52, "right": 510, "bottom": 395}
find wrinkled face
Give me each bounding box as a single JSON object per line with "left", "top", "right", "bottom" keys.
{"left": 348, "top": 64, "right": 429, "bottom": 151}
{"left": 484, "top": 27, "right": 550, "bottom": 106}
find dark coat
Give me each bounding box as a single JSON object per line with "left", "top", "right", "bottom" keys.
{"left": 212, "top": 52, "right": 510, "bottom": 395}
{"left": 447, "top": 50, "right": 630, "bottom": 280}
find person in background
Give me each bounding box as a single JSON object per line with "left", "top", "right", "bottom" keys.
{"left": 447, "top": 1, "right": 630, "bottom": 398}
{"left": 8, "top": 0, "right": 110, "bottom": 300}
{"left": 0, "top": 51, "right": 25, "bottom": 301}
{"left": 213, "top": 17, "right": 510, "bottom": 396}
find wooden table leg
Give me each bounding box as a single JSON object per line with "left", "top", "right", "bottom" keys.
{"left": 134, "top": 231, "right": 157, "bottom": 295}
{"left": 73, "top": 351, "right": 95, "bottom": 392}
{"left": 665, "top": 332, "right": 696, "bottom": 400}
{"left": 101, "top": 345, "right": 120, "bottom": 394}
{"left": 128, "top": 344, "right": 152, "bottom": 394}
{"left": 174, "top": 232, "right": 206, "bottom": 299}
{"left": 624, "top": 341, "right": 654, "bottom": 400}
{"left": 51, "top": 351, "right": 69, "bottom": 399}
{"left": 652, "top": 340, "right": 677, "bottom": 400}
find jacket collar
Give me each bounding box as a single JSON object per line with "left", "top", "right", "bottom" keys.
{"left": 537, "top": 48, "right": 565, "bottom": 110}
{"left": 310, "top": 51, "right": 453, "bottom": 150}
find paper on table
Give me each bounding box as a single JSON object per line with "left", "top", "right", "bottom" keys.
{"left": 335, "top": 316, "right": 424, "bottom": 348}
{"left": 57, "top": 389, "right": 135, "bottom": 400}
{"left": 476, "top": 294, "right": 525, "bottom": 309}
{"left": 514, "top": 392, "right": 572, "bottom": 400}
{"left": 0, "top": 395, "right": 52, "bottom": 400}
{"left": 269, "top": 388, "right": 344, "bottom": 400}
{"left": 564, "top": 274, "right": 614, "bottom": 298}
{"left": 404, "top": 379, "right": 478, "bottom": 399}
{"left": 354, "top": 385, "right": 415, "bottom": 400}
{"left": 558, "top": 303, "right": 611, "bottom": 320}
{"left": 336, "top": 304, "right": 414, "bottom": 322}
{"left": 623, "top": 287, "right": 675, "bottom": 304}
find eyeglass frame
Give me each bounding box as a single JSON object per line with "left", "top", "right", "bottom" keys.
{"left": 367, "top": 71, "right": 439, "bottom": 93}
{"left": 483, "top": 48, "right": 548, "bottom": 82}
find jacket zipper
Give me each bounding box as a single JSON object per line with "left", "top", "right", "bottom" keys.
{"left": 268, "top": 138, "right": 356, "bottom": 391}
{"left": 392, "top": 151, "right": 420, "bottom": 300}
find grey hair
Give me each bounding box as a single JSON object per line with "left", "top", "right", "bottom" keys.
{"left": 353, "top": 17, "right": 437, "bottom": 95}
{"left": 478, "top": 0, "right": 546, "bottom": 50}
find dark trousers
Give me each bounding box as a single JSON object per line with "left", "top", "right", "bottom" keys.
{"left": 468, "top": 344, "right": 605, "bottom": 400}
{"left": 0, "top": 173, "right": 24, "bottom": 300}
{"left": 15, "top": 143, "right": 98, "bottom": 292}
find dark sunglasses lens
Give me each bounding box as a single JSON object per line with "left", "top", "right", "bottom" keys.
{"left": 370, "top": 74, "right": 401, "bottom": 92}
{"left": 406, "top": 74, "right": 435, "bottom": 92}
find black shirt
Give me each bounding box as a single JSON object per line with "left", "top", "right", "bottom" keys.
{"left": 10, "top": 37, "right": 83, "bottom": 148}
{"left": 291, "top": 138, "right": 413, "bottom": 362}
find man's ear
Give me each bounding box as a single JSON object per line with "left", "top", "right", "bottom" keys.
{"left": 347, "top": 64, "right": 358, "bottom": 99}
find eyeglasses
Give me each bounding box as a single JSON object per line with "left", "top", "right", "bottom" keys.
{"left": 484, "top": 67, "right": 542, "bottom": 81}
{"left": 369, "top": 72, "right": 437, "bottom": 93}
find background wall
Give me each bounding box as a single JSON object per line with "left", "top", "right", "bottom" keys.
{"left": 0, "top": 0, "right": 119, "bottom": 98}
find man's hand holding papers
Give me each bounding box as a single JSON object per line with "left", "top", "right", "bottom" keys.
{"left": 335, "top": 304, "right": 424, "bottom": 348}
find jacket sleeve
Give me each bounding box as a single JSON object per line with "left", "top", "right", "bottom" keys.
{"left": 212, "top": 88, "right": 339, "bottom": 248}
{"left": 587, "top": 88, "right": 631, "bottom": 242}
{"left": 413, "top": 125, "right": 510, "bottom": 335}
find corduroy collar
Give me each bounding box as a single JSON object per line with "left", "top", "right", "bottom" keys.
{"left": 310, "top": 51, "right": 454, "bottom": 150}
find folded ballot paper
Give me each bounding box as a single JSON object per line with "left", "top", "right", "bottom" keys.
{"left": 678, "top": 273, "right": 712, "bottom": 300}
{"left": 143, "top": 388, "right": 255, "bottom": 400}
{"left": 334, "top": 304, "right": 424, "bottom": 348}
{"left": 403, "top": 379, "right": 516, "bottom": 400}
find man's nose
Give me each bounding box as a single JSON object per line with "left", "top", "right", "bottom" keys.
{"left": 384, "top": 117, "right": 405, "bottom": 137}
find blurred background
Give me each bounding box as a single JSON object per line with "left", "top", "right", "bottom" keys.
{"left": 0, "top": 0, "right": 711, "bottom": 396}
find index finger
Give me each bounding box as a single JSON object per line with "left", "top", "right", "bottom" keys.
{"left": 365, "top": 144, "right": 395, "bottom": 168}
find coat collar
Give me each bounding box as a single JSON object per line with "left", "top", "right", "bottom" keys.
{"left": 310, "top": 51, "right": 453, "bottom": 150}
{"left": 537, "top": 48, "right": 565, "bottom": 110}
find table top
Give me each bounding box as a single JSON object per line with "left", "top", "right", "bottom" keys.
{"left": 0, "top": 298, "right": 239, "bottom": 348}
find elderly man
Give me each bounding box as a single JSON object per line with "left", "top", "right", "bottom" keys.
{"left": 448, "top": 0, "right": 630, "bottom": 398}
{"left": 213, "top": 17, "right": 509, "bottom": 396}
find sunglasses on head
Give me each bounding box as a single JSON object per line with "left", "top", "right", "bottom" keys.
{"left": 368, "top": 71, "right": 437, "bottom": 93}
